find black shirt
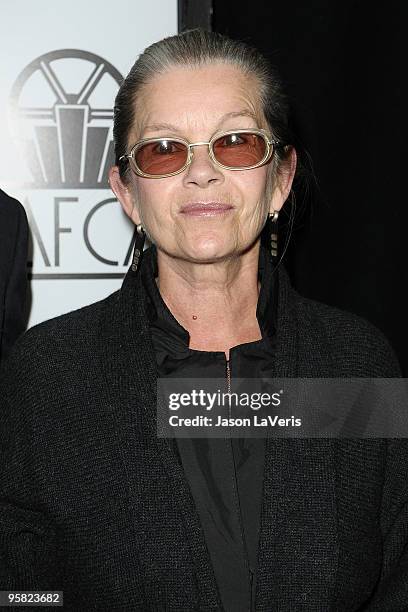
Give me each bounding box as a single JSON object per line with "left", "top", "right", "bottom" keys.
{"left": 142, "top": 242, "right": 278, "bottom": 612}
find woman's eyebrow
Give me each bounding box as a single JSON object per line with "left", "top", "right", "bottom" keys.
{"left": 143, "top": 121, "right": 182, "bottom": 133}
{"left": 143, "top": 110, "right": 258, "bottom": 134}
{"left": 216, "top": 110, "right": 258, "bottom": 126}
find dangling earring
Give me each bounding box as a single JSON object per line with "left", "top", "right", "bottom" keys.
{"left": 131, "top": 223, "right": 146, "bottom": 272}
{"left": 268, "top": 210, "right": 279, "bottom": 260}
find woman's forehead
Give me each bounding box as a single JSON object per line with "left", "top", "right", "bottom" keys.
{"left": 134, "top": 64, "right": 264, "bottom": 138}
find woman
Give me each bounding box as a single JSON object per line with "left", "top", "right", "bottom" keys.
{"left": 0, "top": 29, "right": 407, "bottom": 611}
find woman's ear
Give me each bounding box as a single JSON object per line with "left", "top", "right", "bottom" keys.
{"left": 108, "top": 166, "right": 141, "bottom": 225}
{"left": 269, "top": 147, "right": 297, "bottom": 213}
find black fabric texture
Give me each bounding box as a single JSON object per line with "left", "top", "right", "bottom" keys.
{"left": 0, "top": 244, "right": 406, "bottom": 611}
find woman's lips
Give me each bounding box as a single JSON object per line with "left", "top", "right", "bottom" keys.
{"left": 180, "top": 202, "right": 234, "bottom": 216}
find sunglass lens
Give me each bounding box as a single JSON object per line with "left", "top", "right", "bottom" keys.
{"left": 213, "top": 132, "right": 267, "bottom": 168}
{"left": 135, "top": 140, "right": 188, "bottom": 175}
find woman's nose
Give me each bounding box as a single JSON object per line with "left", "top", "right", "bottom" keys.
{"left": 182, "top": 144, "right": 224, "bottom": 188}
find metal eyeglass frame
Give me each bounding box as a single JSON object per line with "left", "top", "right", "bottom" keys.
{"left": 119, "top": 128, "right": 282, "bottom": 179}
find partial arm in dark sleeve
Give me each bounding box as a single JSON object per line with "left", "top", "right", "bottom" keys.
{"left": 0, "top": 350, "right": 58, "bottom": 590}
{"left": 0, "top": 194, "right": 29, "bottom": 362}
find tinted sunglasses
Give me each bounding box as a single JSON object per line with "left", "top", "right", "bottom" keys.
{"left": 119, "top": 128, "right": 283, "bottom": 178}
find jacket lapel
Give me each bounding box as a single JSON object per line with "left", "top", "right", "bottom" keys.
{"left": 100, "top": 267, "right": 223, "bottom": 610}
{"left": 254, "top": 269, "right": 384, "bottom": 610}
{"left": 254, "top": 267, "right": 339, "bottom": 609}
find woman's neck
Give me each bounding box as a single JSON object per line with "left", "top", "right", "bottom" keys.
{"left": 155, "top": 243, "right": 263, "bottom": 357}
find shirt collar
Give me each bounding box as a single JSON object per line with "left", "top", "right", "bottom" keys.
{"left": 141, "top": 241, "right": 277, "bottom": 346}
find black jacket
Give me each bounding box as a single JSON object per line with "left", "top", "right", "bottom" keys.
{"left": 0, "top": 244, "right": 407, "bottom": 611}
{"left": 0, "top": 189, "right": 28, "bottom": 364}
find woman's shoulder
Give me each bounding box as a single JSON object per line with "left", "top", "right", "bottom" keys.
{"left": 296, "top": 288, "right": 385, "bottom": 339}
{"left": 293, "top": 288, "right": 401, "bottom": 376}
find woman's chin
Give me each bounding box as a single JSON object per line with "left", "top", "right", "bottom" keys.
{"left": 180, "top": 238, "right": 233, "bottom": 263}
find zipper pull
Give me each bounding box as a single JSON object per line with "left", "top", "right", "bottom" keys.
{"left": 225, "top": 358, "right": 231, "bottom": 419}
{"left": 225, "top": 358, "right": 231, "bottom": 394}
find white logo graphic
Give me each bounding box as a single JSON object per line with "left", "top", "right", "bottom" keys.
{"left": 8, "top": 49, "right": 134, "bottom": 281}
{"left": 10, "top": 49, "right": 123, "bottom": 189}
